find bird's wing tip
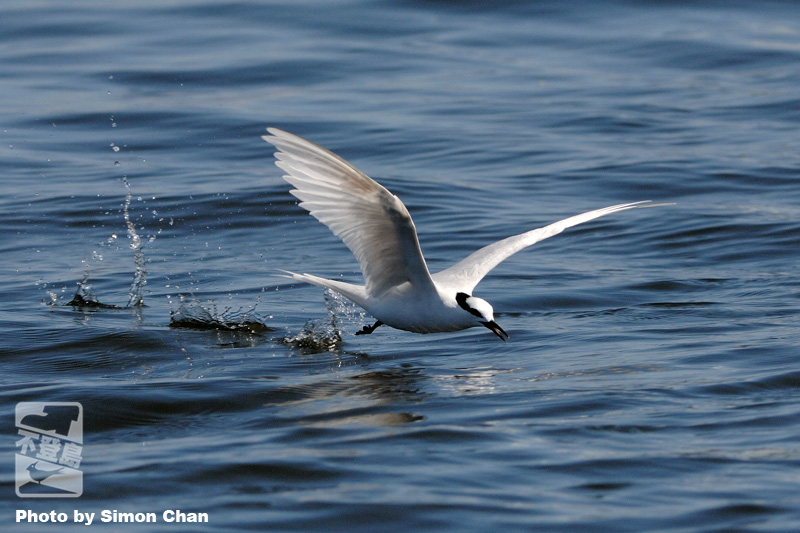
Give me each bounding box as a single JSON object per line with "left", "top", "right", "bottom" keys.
{"left": 262, "top": 127, "right": 291, "bottom": 144}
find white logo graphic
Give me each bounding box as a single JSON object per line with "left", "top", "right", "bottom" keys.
{"left": 15, "top": 402, "right": 83, "bottom": 498}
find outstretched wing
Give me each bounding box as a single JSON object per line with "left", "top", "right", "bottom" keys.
{"left": 263, "top": 128, "right": 435, "bottom": 298}
{"left": 433, "top": 201, "right": 661, "bottom": 292}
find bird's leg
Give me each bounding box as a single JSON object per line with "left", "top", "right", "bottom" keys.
{"left": 355, "top": 320, "right": 383, "bottom": 335}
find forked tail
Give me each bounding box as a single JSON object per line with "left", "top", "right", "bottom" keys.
{"left": 277, "top": 270, "right": 369, "bottom": 309}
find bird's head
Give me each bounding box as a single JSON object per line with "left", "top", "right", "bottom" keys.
{"left": 456, "top": 292, "right": 508, "bottom": 341}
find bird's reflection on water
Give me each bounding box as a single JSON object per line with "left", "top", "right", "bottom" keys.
{"left": 270, "top": 364, "right": 429, "bottom": 430}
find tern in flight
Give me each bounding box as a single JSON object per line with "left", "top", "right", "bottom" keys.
{"left": 264, "top": 128, "right": 665, "bottom": 341}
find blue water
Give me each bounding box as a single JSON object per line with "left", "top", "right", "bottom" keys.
{"left": 3, "top": 0, "right": 800, "bottom": 531}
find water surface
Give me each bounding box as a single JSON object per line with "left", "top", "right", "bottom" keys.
{"left": 2, "top": 1, "right": 800, "bottom": 531}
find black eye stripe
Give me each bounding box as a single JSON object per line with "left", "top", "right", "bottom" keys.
{"left": 456, "top": 292, "right": 483, "bottom": 318}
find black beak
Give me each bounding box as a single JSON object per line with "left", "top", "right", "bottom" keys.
{"left": 481, "top": 320, "right": 509, "bottom": 341}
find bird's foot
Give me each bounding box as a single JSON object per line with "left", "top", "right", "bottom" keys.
{"left": 355, "top": 321, "right": 383, "bottom": 336}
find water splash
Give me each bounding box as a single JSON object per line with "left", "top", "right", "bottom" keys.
{"left": 169, "top": 296, "right": 271, "bottom": 334}
{"left": 122, "top": 177, "right": 148, "bottom": 307}
{"left": 59, "top": 177, "right": 152, "bottom": 309}
{"left": 323, "top": 288, "right": 371, "bottom": 333}
{"left": 43, "top": 288, "right": 61, "bottom": 306}
{"left": 280, "top": 289, "right": 365, "bottom": 352}
{"left": 281, "top": 318, "right": 343, "bottom": 353}
{"left": 66, "top": 274, "right": 120, "bottom": 309}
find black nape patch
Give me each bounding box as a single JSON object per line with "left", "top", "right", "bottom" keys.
{"left": 456, "top": 292, "right": 482, "bottom": 318}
